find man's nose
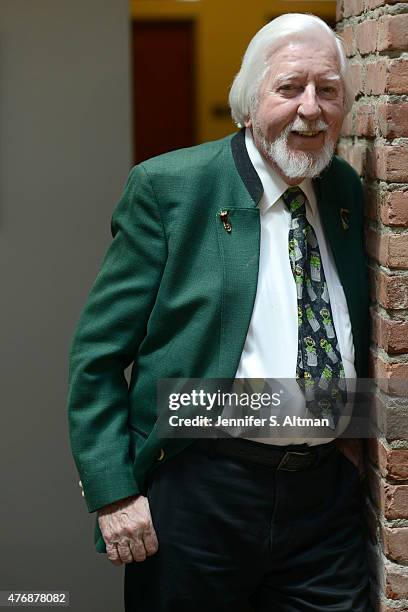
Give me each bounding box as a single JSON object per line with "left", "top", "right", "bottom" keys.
{"left": 297, "top": 85, "right": 321, "bottom": 121}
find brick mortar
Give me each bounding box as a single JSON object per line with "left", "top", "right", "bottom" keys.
{"left": 368, "top": 266, "right": 408, "bottom": 280}
{"left": 367, "top": 220, "right": 408, "bottom": 235}
{"left": 375, "top": 265, "right": 408, "bottom": 277}
{"left": 379, "top": 594, "right": 408, "bottom": 608}
{"left": 375, "top": 304, "right": 408, "bottom": 319}
{"left": 338, "top": 2, "right": 408, "bottom": 29}
{"left": 353, "top": 95, "right": 408, "bottom": 103}
{"left": 339, "top": 136, "right": 408, "bottom": 146}
{"left": 375, "top": 389, "right": 408, "bottom": 411}
{"left": 376, "top": 347, "right": 408, "bottom": 363}
{"left": 347, "top": 51, "right": 408, "bottom": 62}
{"left": 367, "top": 259, "right": 404, "bottom": 276}
{"left": 366, "top": 185, "right": 408, "bottom": 194}
{"left": 385, "top": 519, "right": 408, "bottom": 528}
{"left": 361, "top": 52, "right": 408, "bottom": 60}
{"left": 367, "top": 435, "right": 408, "bottom": 451}
{"left": 390, "top": 441, "right": 408, "bottom": 449}
{"left": 345, "top": 50, "right": 408, "bottom": 58}
{"left": 376, "top": 182, "right": 408, "bottom": 191}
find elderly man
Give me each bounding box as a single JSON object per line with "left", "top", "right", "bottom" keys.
{"left": 68, "top": 12, "right": 371, "bottom": 612}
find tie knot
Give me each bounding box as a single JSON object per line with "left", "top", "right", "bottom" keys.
{"left": 282, "top": 186, "right": 306, "bottom": 218}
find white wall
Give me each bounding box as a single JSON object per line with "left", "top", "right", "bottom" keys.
{"left": 0, "top": 2, "right": 132, "bottom": 609}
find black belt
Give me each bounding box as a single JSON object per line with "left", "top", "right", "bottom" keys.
{"left": 194, "top": 437, "right": 337, "bottom": 472}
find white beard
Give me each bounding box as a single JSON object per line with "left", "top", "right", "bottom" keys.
{"left": 253, "top": 119, "right": 336, "bottom": 179}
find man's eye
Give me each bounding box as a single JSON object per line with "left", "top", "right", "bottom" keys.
{"left": 320, "top": 86, "right": 337, "bottom": 95}
{"left": 278, "top": 84, "right": 299, "bottom": 94}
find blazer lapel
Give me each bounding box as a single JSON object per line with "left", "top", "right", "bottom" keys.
{"left": 230, "top": 128, "right": 264, "bottom": 205}
{"left": 312, "top": 170, "right": 350, "bottom": 289}
{"left": 313, "top": 168, "right": 367, "bottom": 378}
{"left": 216, "top": 130, "right": 262, "bottom": 378}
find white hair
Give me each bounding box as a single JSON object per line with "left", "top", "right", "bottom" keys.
{"left": 229, "top": 13, "right": 354, "bottom": 127}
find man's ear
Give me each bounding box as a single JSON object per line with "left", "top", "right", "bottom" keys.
{"left": 244, "top": 116, "right": 253, "bottom": 129}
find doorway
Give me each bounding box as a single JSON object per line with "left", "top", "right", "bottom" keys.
{"left": 131, "top": 20, "right": 196, "bottom": 164}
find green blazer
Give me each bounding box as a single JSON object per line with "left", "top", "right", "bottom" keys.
{"left": 68, "top": 129, "right": 370, "bottom": 552}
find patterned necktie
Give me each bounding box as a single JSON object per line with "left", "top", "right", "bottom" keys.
{"left": 282, "top": 186, "right": 346, "bottom": 430}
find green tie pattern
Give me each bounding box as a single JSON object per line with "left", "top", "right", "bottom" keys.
{"left": 282, "top": 186, "right": 346, "bottom": 430}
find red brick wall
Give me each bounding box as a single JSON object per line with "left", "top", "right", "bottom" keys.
{"left": 336, "top": 1, "right": 408, "bottom": 609}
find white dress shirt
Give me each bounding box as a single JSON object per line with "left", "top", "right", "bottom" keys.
{"left": 223, "top": 129, "right": 356, "bottom": 446}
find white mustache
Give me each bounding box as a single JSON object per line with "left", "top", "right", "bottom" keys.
{"left": 289, "top": 120, "right": 328, "bottom": 132}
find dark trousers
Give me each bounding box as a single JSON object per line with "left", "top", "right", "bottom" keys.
{"left": 125, "top": 441, "right": 372, "bottom": 611}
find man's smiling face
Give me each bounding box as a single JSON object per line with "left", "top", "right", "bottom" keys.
{"left": 245, "top": 35, "right": 345, "bottom": 184}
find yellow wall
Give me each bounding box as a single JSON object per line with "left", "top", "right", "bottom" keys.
{"left": 130, "top": 0, "right": 336, "bottom": 143}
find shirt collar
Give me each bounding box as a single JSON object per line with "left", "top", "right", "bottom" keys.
{"left": 244, "top": 128, "right": 316, "bottom": 215}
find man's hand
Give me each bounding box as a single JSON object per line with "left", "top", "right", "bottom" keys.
{"left": 335, "top": 438, "right": 365, "bottom": 480}
{"left": 97, "top": 495, "right": 158, "bottom": 566}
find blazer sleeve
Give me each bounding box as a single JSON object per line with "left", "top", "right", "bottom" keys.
{"left": 67, "top": 164, "right": 167, "bottom": 513}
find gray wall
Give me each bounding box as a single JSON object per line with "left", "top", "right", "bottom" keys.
{"left": 0, "top": 2, "right": 132, "bottom": 609}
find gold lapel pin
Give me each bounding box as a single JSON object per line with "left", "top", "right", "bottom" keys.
{"left": 219, "top": 210, "right": 232, "bottom": 233}
{"left": 340, "top": 208, "right": 350, "bottom": 231}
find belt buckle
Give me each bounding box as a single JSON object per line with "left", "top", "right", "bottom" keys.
{"left": 277, "top": 450, "right": 314, "bottom": 471}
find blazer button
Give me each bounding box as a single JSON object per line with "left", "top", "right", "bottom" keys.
{"left": 157, "top": 449, "right": 165, "bottom": 461}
